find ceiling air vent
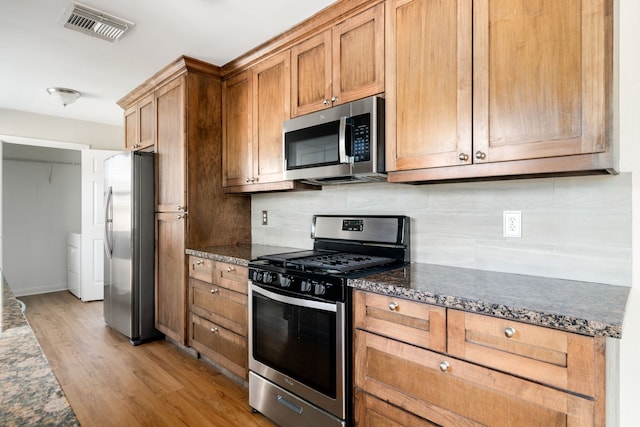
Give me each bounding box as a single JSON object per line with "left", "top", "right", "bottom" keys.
{"left": 63, "top": 2, "right": 134, "bottom": 42}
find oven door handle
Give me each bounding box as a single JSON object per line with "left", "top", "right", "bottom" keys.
{"left": 250, "top": 283, "right": 337, "bottom": 313}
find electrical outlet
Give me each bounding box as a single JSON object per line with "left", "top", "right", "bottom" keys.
{"left": 261, "top": 210, "right": 268, "bottom": 225}
{"left": 503, "top": 211, "right": 522, "bottom": 238}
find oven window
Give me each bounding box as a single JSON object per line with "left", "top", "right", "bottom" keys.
{"left": 252, "top": 291, "right": 337, "bottom": 398}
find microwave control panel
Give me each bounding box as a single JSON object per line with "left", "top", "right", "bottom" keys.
{"left": 351, "top": 113, "right": 371, "bottom": 162}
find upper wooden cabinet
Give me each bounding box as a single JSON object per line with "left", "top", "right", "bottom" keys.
{"left": 155, "top": 77, "right": 186, "bottom": 213}
{"left": 252, "top": 51, "right": 292, "bottom": 185}
{"left": 222, "top": 70, "right": 252, "bottom": 189}
{"left": 386, "top": 0, "right": 614, "bottom": 182}
{"left": 124, "top": 93, "right": 155, "bottom": 151}
{"left": 291, "top": 3, "right": 384, "bottom": 117}
{"left": 222, "top": 51, "right": 317, "bottom": 193}
{"left": 385, "top": 0, "right": 472, "bottom": 172}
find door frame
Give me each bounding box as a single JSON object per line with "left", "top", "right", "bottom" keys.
{"left": 0, "top": 134, "right": 90, "bottom": 291}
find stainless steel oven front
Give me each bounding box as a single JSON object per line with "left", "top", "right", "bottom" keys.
{"left": 248, "top": 280, "right": 349, "bottom": 427}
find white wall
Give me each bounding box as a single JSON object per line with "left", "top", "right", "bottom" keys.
{"left": 253, "top": 175, "right": 631, "bottom": 286}
{"left": 0, "top": 108, "right": 122, "bottom": 151}
{"left": 617, "top": 0, "right": 640, "bottom": 425}
{"left": 3, "top": 157, "right": 81, "bottom": 295}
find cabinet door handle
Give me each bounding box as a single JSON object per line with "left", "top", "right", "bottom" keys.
{"left": 475, "top": 151, "right": 486, "bottom": 160}
{"left": 439, "top": 361, "right": 450, "bottom": 372}
{"left": 195, "top": 259, "right": 203, "bottom": 265}
{"left": 177, "top": 205, "right": 185, "bottom": 211}
{"left": 226, "top": 267, "right": 235, "bottom": 273}
{"left": 388, "top": 302, "right": 398, "bottom": 311}
{"left": 210, "top": 327, "right": 219, "bottom": 333}
{"left": 504, "top": 327, "right": 516, "bottom": 338}
{"left": 210, "top": 288, "right": 218, "bottom": 294}
{"left": 323, "top": 99, "right": 330, "bottom": 105}
{"left": 331, "top": 96, "right": 339, "bottom": 103}
{"left": 458, "top": 152, "right": 469, "bottom": 161}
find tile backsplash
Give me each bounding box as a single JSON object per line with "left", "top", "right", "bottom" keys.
{"left": 251, "top": 173, "right": 631, "bottom": 286}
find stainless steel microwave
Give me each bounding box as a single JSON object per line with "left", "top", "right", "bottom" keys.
{"left": 283, "top": 96, "right": 385, "bottom": 185}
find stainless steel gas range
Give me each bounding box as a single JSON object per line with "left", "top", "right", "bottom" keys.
{"left": 248, "top": 215, "right": 410, "bottom": 427}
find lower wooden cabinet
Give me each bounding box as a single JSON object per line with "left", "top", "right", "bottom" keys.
{"left": 353, "top": 289, "right": 602, "bottom": 426}
{"left": 155, "top": 212, "right": 186, "bottom": 342}
{"left": 354, "top": 329, "right": 594, "bottom": 426}
{"left": 447, "top": 309, "right": 603, "bottom": 398}
{"left": 189, "top": 313, "right": 248, "bottom": 379}
{"left": 353, "top": 290, "right": 446, "bottom": 353}
{"left": 354, "top": 389, "right": 440, "bottom": 427}
{"left": 188, "top": 256, "right": 248, "bottom": 379}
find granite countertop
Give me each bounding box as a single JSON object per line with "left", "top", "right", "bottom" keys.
{"left": 187, "top": 245, "right": 629, "bottom": 339}
{"left": 186, "top": 243, "right": 304, "bottom": 266}
{"left": 349, "top": 263, "right": 630, "bottom": 339}
{"left": 0, "top": 273, "right": 78, "bottom": 426}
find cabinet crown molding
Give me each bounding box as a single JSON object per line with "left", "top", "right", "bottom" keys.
{"left": 221, "top": 0, "right": 383, "bottom": 78}
{"left": 118, "top": 55, "right": 221, "bottom": 109}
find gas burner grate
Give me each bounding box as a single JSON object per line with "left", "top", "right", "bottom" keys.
{"left": 290, "top": 252, "right": 396, "bottom": 273}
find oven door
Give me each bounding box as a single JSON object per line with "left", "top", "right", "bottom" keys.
{"left": 248, "top": 282, "right": 346, "bottom": 419}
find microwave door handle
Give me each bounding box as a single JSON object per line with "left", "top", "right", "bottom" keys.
{"left": 338, "top": 116, "right": 353, "bottom": 164}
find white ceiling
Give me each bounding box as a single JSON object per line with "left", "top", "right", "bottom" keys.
{"left": 0, "top": 0, "right": 336, "bottom": 127}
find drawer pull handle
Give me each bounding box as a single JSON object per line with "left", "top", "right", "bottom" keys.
{"left": 504, "top": 327, "right": 516, "bottom": 338}
{"left": 210, "top": 327, "right": 218, "bottom": 333}
{"left": 210, "top": 288, "right": 218, "bottom": 294}
{"left": 277, "top": 394, "right": 303, "bottom": 415}
{"left": 388, "top": 302, "right": 399, "bottom": 311}
{"left": 439, "top": 361, "right": 450, "bottom": 373}
{"left": 226, "top": 267, "right": 235, "bottom": 273}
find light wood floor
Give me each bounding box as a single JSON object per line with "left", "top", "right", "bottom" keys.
{"left": 20, "top": 291, "right": 275, "bottom": 427}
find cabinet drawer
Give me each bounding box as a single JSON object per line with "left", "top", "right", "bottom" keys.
{"left": 353, "top": 290, "right": 446, "bottom": 353}
{"left": 355, "top": 389, "right": 442, "bottom": 427}
{"left": 354, "top": 330, "right": 594, "bottom": 426}
{"left": 447, "top": 309, "right": 598, "bottom": 397}
{"left": 189, "top": 278, "right": 247, "bottom": 336}
{"left": 189, "top": 313, "right": 248, "bottom": 379}
{"left": 214, "top": 262, "right": 248, "bottom": 294}
{"left": 188, "top": 256, "right": 214, "bottom": 282}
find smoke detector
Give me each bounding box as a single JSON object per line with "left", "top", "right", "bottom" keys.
{"left": 63, "top": 2, "right": 134, "bottom": 42}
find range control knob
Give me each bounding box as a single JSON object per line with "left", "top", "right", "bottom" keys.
{"left": 262, "top": 272, "right": 277, "bottom": 284}
{"left": 251, "top": 270, "right": 263, "bottom": 282}
{"left": 300, "top": 280, "right": 312, "bottom": 293}
{"left": 314, "top": 283, "right": 326, "bottom": 296}
{"left": 280, "top": 275, "right": 292, "bottom": 288}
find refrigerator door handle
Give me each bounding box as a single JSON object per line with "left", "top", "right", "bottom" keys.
{"left": 104, "top": 186, "right": 113, "bottom": 256}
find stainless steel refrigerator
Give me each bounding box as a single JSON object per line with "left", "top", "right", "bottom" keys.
{"left": 103, "top": 151, "right": 162, "bottom": 345}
